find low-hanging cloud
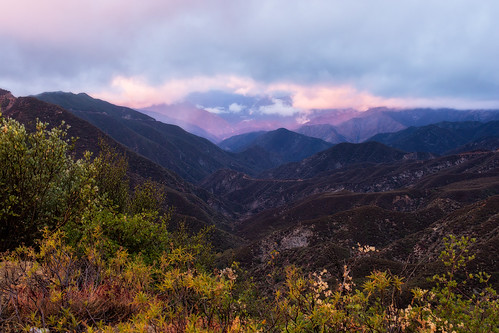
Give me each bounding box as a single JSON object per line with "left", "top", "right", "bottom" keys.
{"left": 1, "top": 0, "right": 499, "bottom": 110}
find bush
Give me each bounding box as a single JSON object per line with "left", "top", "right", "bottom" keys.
{"left": 0, "top": 116, "right": 97, "bottom": 251}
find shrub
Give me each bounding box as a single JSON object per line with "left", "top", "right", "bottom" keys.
{"left": 0, "top": 116, "right": 97, "bottom": 251}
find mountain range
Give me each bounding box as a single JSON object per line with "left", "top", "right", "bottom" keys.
{"left": 133, "top": 91, "right": 499, "bottom": 144}
{"left": 2, "top": 87, "right": 498, "bottom": 289}
{"left": 35, "top": 92, "right": 335, "bottom": 180}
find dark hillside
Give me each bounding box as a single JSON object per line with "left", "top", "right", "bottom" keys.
{"left": 368, "top": 121, "right": 499, "bottom": 155}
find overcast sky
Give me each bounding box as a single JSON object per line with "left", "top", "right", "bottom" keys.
{"left": 1, "top": 0, "right": 499, "bottom": 111}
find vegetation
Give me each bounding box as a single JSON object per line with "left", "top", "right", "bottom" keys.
{"left": 1, "top": 115, "right": 498, "bottom": 332}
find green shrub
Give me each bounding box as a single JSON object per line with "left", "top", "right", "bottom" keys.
{"left": 0, "top": 116, "right": 97, "bottom": 251}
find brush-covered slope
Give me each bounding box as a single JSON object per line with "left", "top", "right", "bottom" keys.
{"left": 231, "top": 149, "right": 499, "bottom": 287}
{"left": 202, "top": 149, "right": 498, "bottom": 216}
{"left": 234, "top": 194, "right": 499, "bottom": 289}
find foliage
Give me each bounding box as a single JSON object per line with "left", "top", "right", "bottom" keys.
{"left": 2, "top": 229, "right": 498, "bottom": 332}
{"left": 0, "top": 228, "right": 252, "bottom": 332}
{"left": 91, "top": 140, "right": 129, "bottom": 212}
{"left": 0, "top": 115, "right": 97, "bottom": 250}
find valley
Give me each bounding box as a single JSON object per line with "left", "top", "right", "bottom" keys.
{"left": 18, "top": 89, "right": 499, "bottom": 289}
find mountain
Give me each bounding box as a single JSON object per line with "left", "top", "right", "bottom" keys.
{"left": 368, "top": 121, "right": 499, "bottom": 155}
{"left": 219, "top": 128, "right": 333, "bottom": 164}
{"left": 333, "top": 109, "right": 407, "bottom": 142}
{"left": 141, "top": 102, "right": 233, "bottom": 140}
{"left": 141, "top": 100, "right": 300, "bottom": 141}
{"left": 5, "top": 88, "right": 499, "bottom": 291}
{"left": 1, "top": 89, "right": 241, "bottom": 248}
{"left": 140, "top": 95, "right": 499, "bottom": 144}
{"left": 218, "top": 131, "right": 268, "bottom": 152}
{"left": 234, "top": 194, "right": 499, "bottom": 289}
{"left": 261, "top": 141, "right": 433, "bottom": 180}
{"left": 295, "top": 124, "right": 347, "bottom": 143}
{"left": 386, "top": 108, "right": 499, "bottom": 125}
{"left": 302, "top": 108, "right": 362, "bottom": 126}
{"left": 35, "top": 92, "right": 263, "bottom": 183}
{"left": 299, "top": 108, "right": 499, "bottom": 143}
{"left": 238, "top": 150, "right": 499, "bottom": 236}
{"left": 140, "top": 108, "right": 219, "bottom": 143}
{"left": 34, "top": 91, "right": 153, "bottom": 121}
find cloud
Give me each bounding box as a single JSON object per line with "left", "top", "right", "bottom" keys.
{"left": 94, "top": 75, "right": 258, "bottom": 108}
{"left": 1, "top": 0, "right": 499, "bottom": 110}
{"left": 203, "top": 106, "right": 226, "bottom": 114}
{"left": 257, "top": 98, "right": 300, "bottom": 116}
{"left": 94, "top": 74, "right": 499, "bottom": 112}
{"left": 229, "top": 103, "right": 244, "bottom": 112}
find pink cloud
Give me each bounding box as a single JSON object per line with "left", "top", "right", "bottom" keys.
{"left": 94, "top": 75, "right": 258, "bottom": 108}
{"left": 94, "top": 74, "right": 499, "bottom": 112}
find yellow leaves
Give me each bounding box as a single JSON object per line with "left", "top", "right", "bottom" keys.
{"left": 49, "top": 288, "right": 63, "bottom": 303}
{"left": 363, "top": 270, "right": 403, "bottom": 295}
{"left": 133, "top": 291, "right": 150, "bottom": 305}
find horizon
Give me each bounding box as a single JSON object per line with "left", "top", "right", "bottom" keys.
{"left": 2, "top": 1, "right": 499, "bottom": 115}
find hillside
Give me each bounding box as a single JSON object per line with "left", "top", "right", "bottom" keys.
{"left": 231, "top": 151, "right": 499, "bottom": 289}
{"left": 202, "top": 147, "right": 496, "bottom": 216}
{"left": 368, "top": 121, "right": 499, "bottom": 154}
{"left": 261, "top": 141, "right": 433, "bottom": 180}
{"left": 3, "top": 89, "right": 499, "bottom": 331}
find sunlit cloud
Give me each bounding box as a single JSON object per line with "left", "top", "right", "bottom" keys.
{"left": 94, "top": 75, "right": 255, "bottom": 108}
{"left": 95, "top": 74, "right": 499, "bottom": 114}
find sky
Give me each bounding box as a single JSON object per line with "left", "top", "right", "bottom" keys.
{"left": 1, "top": 0, "right": 499, "bottom": 113}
